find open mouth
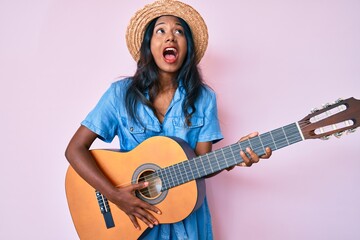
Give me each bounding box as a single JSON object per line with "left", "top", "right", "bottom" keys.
{"left": 163, "top": 47, "right": 178, "bottom": 63}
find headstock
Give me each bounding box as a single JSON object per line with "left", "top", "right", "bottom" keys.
{"left": 299, "top": 97, "right": 360, "bottom": 140}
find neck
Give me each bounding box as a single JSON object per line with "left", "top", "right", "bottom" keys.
{"left": 157, "top": 72, "right": 178, "bottom": 90}
{"left": 157, "top": 122, "right": 304, "bottom": 191}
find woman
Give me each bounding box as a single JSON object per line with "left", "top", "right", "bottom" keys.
{"left": 65, "top": 1, "right": 271, "bottom": 239}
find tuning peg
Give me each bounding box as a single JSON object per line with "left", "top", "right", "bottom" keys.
{"left": 321, "top": 135, "right": 330, "bottom": 140}
{"left": 334, "top": 132, "right": 343, "bottom": 138}
{"left": 346, "top": 128, "right": 357, "bottom": 134}
{"left": 335, "top": 98, "right": 343, "bottom": 104}
{"left": 311, "top": 108, "right": 319, "bottom": 113}
{"left": 322, "top": 102, "right": 331, "bottom": 109}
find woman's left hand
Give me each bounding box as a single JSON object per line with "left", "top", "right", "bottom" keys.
{"left": 226, "top": 132, "right": 272, "bottom": 171}
{"left": 238, "top": 132, "right": 272, "bottom": 167}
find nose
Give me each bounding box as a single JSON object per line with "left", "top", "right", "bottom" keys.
{"left": 165, "top": 32, "right": 175, "bottom": 42}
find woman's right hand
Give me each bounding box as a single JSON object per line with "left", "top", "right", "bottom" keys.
{"left": 65, "top": 126, "right": 161, "bottom": 230}
{"left": 107, "top": 181, "right": 162, "bottom": 230}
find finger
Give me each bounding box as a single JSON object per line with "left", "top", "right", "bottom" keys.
{"left": 246, "top": 147, "right": 260, "bottom": 163}
{"left": 265, "top": 147, "right": 272, "bottom": 158}
{"left": 226, "top": 166, "right": 236, "bottom": 171}
{"left": 133, "top": 209, "right": 159, "bottom": 228}
{"left": 260, "top": 147, "right": 272, "bottom": 159}
{"left": 131, "top": 193, "right": 162, "bottom": 216}
{"left": 239, "top": 150, "right": 252, "bottom": 167}
{"left": 137, "top": 198, "right": 162, "bottom": 215}
{"left": 131, "top": 181, "right": 149, "bottom": 191}
{"left": 130, "top": 182, "right": 162, "bottom": 215}
{"left": 239, "top": 132, "right": 259, "bottom": 142}
{"left": 128, "top": 214, "right": 141, "bottom": 230}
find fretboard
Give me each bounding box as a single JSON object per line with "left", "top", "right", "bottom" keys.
{"left": 157, "top": 122, "right": 304, "bottom": 191}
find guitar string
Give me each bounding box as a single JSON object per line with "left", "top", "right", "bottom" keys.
{"left": 140, "top": 117, "right": 352, "bottom": 195}
{"left": 123, "top": 124, "right": 305, "bottom": 196}
{"left": 121, "top": 126, "right": 304, "bottom": 195}
{"left": 115, "top": 124, "right": 304, "bottom": 192}
{"left": 105, "top": 116, "right": 347, "bottom": 197}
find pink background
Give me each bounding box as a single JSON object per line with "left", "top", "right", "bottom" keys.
{"left": 1, "top": 0, "right": 359, "bottom": 239}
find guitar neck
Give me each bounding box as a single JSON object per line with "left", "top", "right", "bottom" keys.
{"left": 157, "top": 122, "right": 304, "bottom": 191}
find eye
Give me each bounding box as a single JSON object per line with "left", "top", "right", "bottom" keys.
{"left": 155, "top": 28, "right": 165, "bottom": 34}
{"left": 175, "top": 29, "right": 184, "bottom": 35}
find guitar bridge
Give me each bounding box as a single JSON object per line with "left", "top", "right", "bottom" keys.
{"left": 95, "top": 190, "right": 115, "bottom": 229}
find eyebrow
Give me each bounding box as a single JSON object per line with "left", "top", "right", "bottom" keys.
{"left": 154, "top": 21, "right": 183, "bottom": 27}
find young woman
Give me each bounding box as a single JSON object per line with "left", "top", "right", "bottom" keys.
{"left": 65, "top": 1, "right": 271, "bottom": 239}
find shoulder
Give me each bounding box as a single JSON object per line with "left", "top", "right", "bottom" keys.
{"left": 198, "top": 84, "right": 217, "bottom": 102}
{"left": 107, "top": 77, "right": 133, "bottom": 96}
{"left": 111, "top": 77, "right": 132, "bottom": 89}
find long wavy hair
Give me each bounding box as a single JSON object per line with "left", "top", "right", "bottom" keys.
{"left": 125, "top": 16, "right": 206, "bottom": 126}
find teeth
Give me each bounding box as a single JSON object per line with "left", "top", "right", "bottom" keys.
{"left": 165, "top": 47, "right": 176, "bottom": 52}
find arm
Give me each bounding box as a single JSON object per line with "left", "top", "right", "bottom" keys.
{"left": 65, "top": 125, "right": 161, "bottom": 230}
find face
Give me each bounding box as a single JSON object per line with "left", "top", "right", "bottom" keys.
{"left": 150, "top": 16, "right": 188, "bottom": 77}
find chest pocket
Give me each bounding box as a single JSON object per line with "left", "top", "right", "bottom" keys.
{"left": 121, "top": 117, "right": 161, "bottom": 145}
{"left": 172, "top": 116, "right": 204, "bottom": 142}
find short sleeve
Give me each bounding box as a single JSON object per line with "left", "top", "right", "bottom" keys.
{"left": 196, "top": 88, "right": 223, "bottom": 144}
{"left": 81, "top": 83, "right": 120, "bottom": 143}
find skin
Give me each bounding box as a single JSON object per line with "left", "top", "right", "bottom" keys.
{"left": 65, "top": 15, "right": 272, "bottom": 231}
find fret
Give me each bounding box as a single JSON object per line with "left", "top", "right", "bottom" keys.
{"left": 230, "top": 143, "right": 242, "bottom": 165}
{"left": 193, "top": 158, "right": 203, "bottom": 177}
{"left": 239, "top": 140, "right": 250, "bottom": 158}
{"left": 199, "top": 155, "right": 206, "bottom": 176}
{"left": 175, "top": 163, "right": 184, "bottom": 185}
{"left": 260, "top": 132, "right": 277, "bottom": 150}
{"left": 248, "top": 138, "right": 254, "bottom": 149}
{"left": 205, "top": 152, "right": 219, "bottom": 173}
{"left": 281, "top": 127, "right": 290, "bottom": 145}
{"left": 284, "top": 123, "right": 303, "bottom": 144}
{"left": 205, "top": 154, "right": 214, "bottom": 173}
{"left": 258, "top": 135, "right": 266, "bottom": 154}
{"left": 199, "top": 155, "right": 211, "bottom": 175}
{"left": 180, "top": 162, "right": 189, "bottom": 183}
{"left": 162, "top": 168, "right": 171, "bottom": 189}
{"left": 183, "top": 160, "right": 194, "bottom": 182}
{"left": 214, "top": 152, "right": 221, "bottom": 171}
{"left": 189, "top": 159, "right": 201, "bottom": 179}
{"left": 228, "top": 145, "right": 237, "bottom": 166}
{"left": 249, "top": 136, "right": 266, "bottom": 156}
{"left": 217, "top": 148, "right": 227, "bottom": 169}
{"left": 167, "top": 165, "right": 177, "bottom": 188}
{"left": 273, "top": 128, "right": 287, "bottom": 148}
{"left": 222, "top": 145, "right": 237, "bottom": 167}
{"left": 185, "top": 161, "right": 194, "bottom": 183}
{"left": 268, "top": 131, "right": 278, "bottom": 150}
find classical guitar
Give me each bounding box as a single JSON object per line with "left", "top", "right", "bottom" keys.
{"left": 65, "top": 97, "right": 360, "bottom": 240}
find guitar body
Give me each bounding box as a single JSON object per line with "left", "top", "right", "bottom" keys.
{"left": 65, "top": 136, "right": 205, "bottom": 240}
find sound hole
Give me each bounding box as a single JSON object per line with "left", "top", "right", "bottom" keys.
{"left": 138, "top": 170, "right": 162, "bottom": 199}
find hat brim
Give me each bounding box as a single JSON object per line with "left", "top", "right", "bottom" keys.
{"left": 126, "top": 0, "right": 208, "bottom": 64}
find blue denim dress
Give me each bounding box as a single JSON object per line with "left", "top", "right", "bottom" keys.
{"left": 82, "top": 78, "right": 223, "bottom": 240}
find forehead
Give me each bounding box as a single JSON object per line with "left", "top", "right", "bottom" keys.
{"left": 154, "top": 15, "right": 183, "bottom": 26}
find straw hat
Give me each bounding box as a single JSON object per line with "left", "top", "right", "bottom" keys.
{"left": 126, "top": 0, "right": 208, "bottom": 64}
